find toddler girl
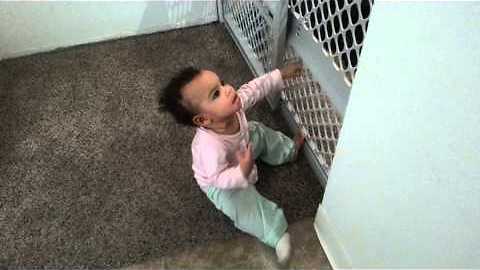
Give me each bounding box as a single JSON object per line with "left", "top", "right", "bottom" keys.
{"left": 159, "top": 63, "right": 303, "bottom": 265}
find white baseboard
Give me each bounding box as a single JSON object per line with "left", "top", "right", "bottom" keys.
{"left": 314, "top": 204, "right": 352, "bottom": 269}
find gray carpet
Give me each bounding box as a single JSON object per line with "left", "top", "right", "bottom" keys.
{"left": 0, "top": 23, "right": 323, "bottom": 268}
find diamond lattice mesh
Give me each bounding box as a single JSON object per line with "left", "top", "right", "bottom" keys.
{"left": 282, "top": 47, "right": 342, "bottom": 171}
{"left": 289, "top": 0, "right": 374, "bottom": 86}
{"left": 223, "top": 0, "right": 344, "bottom": 173}
{"left": 223, "top": 1, "right": 274, "bottom": 72}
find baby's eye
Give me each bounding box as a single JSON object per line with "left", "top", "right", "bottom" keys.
{"left": 212, "top": 90, "right": 220, "bottom": 99}
{"left": 220, "top": 80, "right": 225, "bottom": 86}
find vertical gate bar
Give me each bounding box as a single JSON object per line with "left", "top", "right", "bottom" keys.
{"left": 216, "top": 0, "right": 224, "bottom": 23}
{"left": 266, "top": 1, "right": 288, "bottom": 109}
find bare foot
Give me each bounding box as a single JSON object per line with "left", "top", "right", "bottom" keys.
{"left": 291, "top": 132, "right": 305, "bottom": 162}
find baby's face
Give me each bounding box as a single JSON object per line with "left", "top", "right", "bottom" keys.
{"left": 182, "top": 70, "right": 242, "bottom": 124}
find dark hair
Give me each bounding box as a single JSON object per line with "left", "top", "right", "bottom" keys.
{"left": 158, "top": 67, "right": 200, "bottom": 126}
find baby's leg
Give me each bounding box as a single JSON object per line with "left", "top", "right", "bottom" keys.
{"left": 249, "top": 121, "right": 301, "bottom": 165}
{"left": 206, "top": 185, "right": 287, "bottom": 249}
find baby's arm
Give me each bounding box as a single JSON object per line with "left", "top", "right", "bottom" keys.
{"left": 237, "top": 69, "right": 284, "bottom": 111}
{"left": 209, "top": 165, "right": 249, "bottom": 189}
{"left": 238, "top": 63, "right": 303, "bottom": 111}
{"left": 193, "top": 140, "right": 252, "bottom": 190}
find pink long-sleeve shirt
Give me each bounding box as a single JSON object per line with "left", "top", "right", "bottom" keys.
{"left": 191, "top": 69, "right": 285, "bottom": 192}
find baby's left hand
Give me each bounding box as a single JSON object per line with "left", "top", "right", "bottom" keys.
{"left": 280, "top": 62, "right": 303, "bottom": 80}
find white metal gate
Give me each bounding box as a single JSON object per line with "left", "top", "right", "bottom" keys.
{"left": 221, "top": 0, "right": 374, "bottom": 186}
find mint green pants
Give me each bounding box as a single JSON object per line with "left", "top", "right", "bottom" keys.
{"left": 206, "top": 121, "right": 295, "bottom": 248}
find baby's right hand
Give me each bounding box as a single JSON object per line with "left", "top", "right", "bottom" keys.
{"left": 280, "top": 62, "right": 303, "bottom": 80}
{"left": 236, "top": 143, "right": 254, "bottom": 178}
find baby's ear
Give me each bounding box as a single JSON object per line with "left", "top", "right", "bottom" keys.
{"left": 192, "top": 114, "right": 211, "bottom": 127}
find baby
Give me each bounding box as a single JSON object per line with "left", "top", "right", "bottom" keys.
{"left": 159, "top": 63, "right": 303, "bottom": 265}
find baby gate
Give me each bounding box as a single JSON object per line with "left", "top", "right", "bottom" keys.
{"left": 219, "top": 0, "right": 374, "bottom": 186}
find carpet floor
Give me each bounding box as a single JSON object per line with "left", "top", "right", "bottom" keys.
{"left": 0, "top": 23, "right": 323, "bottom": 268}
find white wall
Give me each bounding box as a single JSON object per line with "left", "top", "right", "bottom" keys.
{"left": 0, "top": 1, "right": 217, "bottom": 60}
{"left": 315, "top": 2, "right": 480, "bottom": 268}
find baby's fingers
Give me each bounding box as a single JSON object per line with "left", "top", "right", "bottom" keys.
{"left": 291, "top": 64, "right": 303, "bottom": 75}
{"left": 247, "top": 143, "right": 254, "bottom": 155}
